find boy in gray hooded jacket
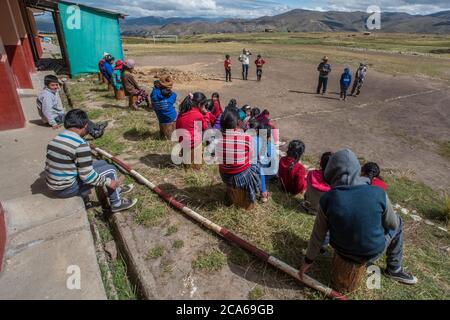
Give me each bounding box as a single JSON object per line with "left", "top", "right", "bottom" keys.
{"left": 299, "top": 149, "right": 417, "bottom": 285}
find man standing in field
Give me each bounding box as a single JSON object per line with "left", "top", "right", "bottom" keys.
{"left": 351, "top": 63, "right": 368, "bottom": 97}
{"left": 316, "top": 56, "right": 332, "bottom": 95}
{"left": 239, "top": 48, "right": 252, "bottom": 80}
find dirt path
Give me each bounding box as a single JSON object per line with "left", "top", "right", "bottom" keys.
{"left": 134, "top": 54, "right": 450, "bottom": 191}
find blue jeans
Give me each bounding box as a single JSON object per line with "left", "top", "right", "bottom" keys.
{"left": 341, "top": 217, "right": 404, "bottom": 271}
{"left": 54, "top": 160, "right": 122, "bottom": 207}
{"left": 242, "top": 64, "right": 249, "bottom": 80}
{"left": 259, "top": 169, "right": 276, "bottom": 193}
{"left": 317, "top": 76, "right": 328, "bottom": 94}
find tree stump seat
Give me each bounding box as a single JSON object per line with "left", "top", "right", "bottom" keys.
{"left": 331, "top": 252, "right": 367, "bottom": 293}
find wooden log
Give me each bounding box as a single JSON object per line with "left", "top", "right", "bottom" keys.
{"left": 227, "top": 186, "right": 255, "bottom": 211}
{"left": 114, "top": 88, "right": 125, "bottom": 100}
{"left": 95, "top": 186, "right": 111, "bottom": 213}
{"left": 181, "top": 145, "right": 203, "bottom": 171}
{"left": 129, "top": 95, "right": 139, "bottom": 109}
{"left": 331, "top": 252, "right": 366, "bottom": 293}
{"left": 159, "top": 122, "right": 175, "bottom": 140}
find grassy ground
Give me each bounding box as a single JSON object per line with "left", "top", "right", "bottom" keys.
{"left": 88, "top": 209, "right": 138, "bottom": 300}
{"left": 68, "top": 75, "right": 449, "bottom": 300}
{"left": 123, "top": 33, "right": 450, "bottom": 81}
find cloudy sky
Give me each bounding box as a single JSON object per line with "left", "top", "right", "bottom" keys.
{"left": 64, "top": 0, "right": 450, "bottom": 18}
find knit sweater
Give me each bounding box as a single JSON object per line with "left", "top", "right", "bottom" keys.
{"left": 45, "top": 130, "right": 111, "bottom": 191}
{"left": 37, "top": 88, "right": 65, "bottom": 126}
{"left": 278, "top": 156, "right": 307, "bottom": 195}
{"left": 151, "top": 87, "right": 177, "bottom": 124}
{"left": 121, "top": 70, "right": 141, "bottom": 96}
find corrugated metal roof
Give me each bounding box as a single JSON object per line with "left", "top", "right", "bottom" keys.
{"left": 25, "top": 0, "right": 127, "bottom": 18}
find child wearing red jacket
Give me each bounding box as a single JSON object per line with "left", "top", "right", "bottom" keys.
{"left": 255, "top": 109, "right": 279, "bottom": 144}
{"left": 255, "top": 54, "right": 266, "bottom": 81}
{"left": 224, "top": 55, "right": 232, "bottom": 82}
{"left": 176, "top": 92, "right": 209, "bottom": 169}
{"left": 361, "top": 162, "right": 388, "bottom": 192}
{"left": 211, "top": 92, "right": 223, "bottom": 118}
{"left": 278, "top": 140, "right": 307, "bottom": 195}
{"left": 304, "top": 152, "right": 333, "bottom": 213}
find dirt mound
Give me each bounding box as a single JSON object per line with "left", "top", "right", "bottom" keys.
{"left": 134, "top": 67, "right": 209, "bottom": 84}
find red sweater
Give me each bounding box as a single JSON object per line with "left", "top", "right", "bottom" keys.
{"left": 278, "top": 156, "right": 307, "bottom": 195}
{"left": 176, "top": 108, "right": 208, "bottom": 148}
{"left": 255, "top": 58, "right": 266, "bottom": 68}
{"left": 216, "top": 130, "right": 251, "bottom": 175}
{"left": 224, "top": 59, "right": 231, "bottom": 70}
{"left": 211, "top": 100, "right": 223, "bottom": 118}
{"left": 371, "top": 177, "right": 387, "bottom": 192}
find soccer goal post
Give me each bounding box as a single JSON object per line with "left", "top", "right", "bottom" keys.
{"left": 152, "top": 35, "right": 179, "bottom": 44}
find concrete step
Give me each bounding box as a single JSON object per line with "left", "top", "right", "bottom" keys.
{"left": 0, "top": 194, "right": 106, "bottom": 300}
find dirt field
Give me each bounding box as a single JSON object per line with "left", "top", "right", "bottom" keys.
{"left": 132, "top": 54, "right": 450, "bottom": 192}
{"left": 65, "top": 41, "right": 450, "bottom": 300}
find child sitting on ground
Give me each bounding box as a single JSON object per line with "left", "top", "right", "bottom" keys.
{"left": 304, "top": 152, "right": 333, "bottom": 214}
{"left": 255, "top": 109, "right": 279, "bottom": 144}
{"left": 176, "top": 92, "right": 209, "bottom": 169}
{"left": 361, "top": 162, "right": 387, "bottom": 192}
{"left": 102, "top": 55, "right": 115, "bottom": 89}
{"left": 278, "top": 140, "right": 307, "bottom": 195}
{"left": 121, "top": 59, "right": 150, "bottom": 110}
{"left": 211, "top": 93, "right": 223, "bottom": 118}
{"left": 112, "top": 59, "right": 123, "bottom": 92}
{"left": 151, "top": 76, "right": 177, "bottom": 139}
{"left": 37, "top": 75, "right": 107, "bottom": 139}
{"left": 251, "top": 123, "right": 278, "bottom": 203}
{"left": 239, "top": 105, "right": 252, "bottom": 130}
{"left": 216, "top": 108, "right": 260, "bottom": 205}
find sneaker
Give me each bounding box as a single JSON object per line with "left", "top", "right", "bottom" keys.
{"left": 111, "top": 198, "right": 138, "bottom": 213}
{"left": 384, "top": 268, "right": 418, "bottom": 285}
{"left": 119, "top": 184, "right": 134, "bottom": 195}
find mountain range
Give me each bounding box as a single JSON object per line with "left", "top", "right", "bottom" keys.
{"left": 36, "top": 9, "right": 450, "bottom": 35}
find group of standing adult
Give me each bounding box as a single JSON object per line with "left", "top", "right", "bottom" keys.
{"left": 316, "top": 56, "right": 368, "bottom": 99}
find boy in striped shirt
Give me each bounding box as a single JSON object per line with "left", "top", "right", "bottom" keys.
{"left": 46, "top": 109, "right": 137, "bottom": 212}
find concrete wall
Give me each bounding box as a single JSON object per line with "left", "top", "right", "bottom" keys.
{"left": 9, "top": 0, "right": 36, "bottom": 74}
{"left": 0, "top": 36, "right": 26, "bottom": 130}
{"left": 0, "top": 203, "right": 6, "bottom": 273}
{"left": 0, "top": 0, "right": 33, "bottom": 89}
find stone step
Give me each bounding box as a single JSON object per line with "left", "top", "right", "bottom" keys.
{"left": 0, "top": 194, "right": 106, "bottom": 300}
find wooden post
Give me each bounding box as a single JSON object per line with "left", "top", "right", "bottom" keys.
{"left": 129, "top": 95, "right": 138, "bottom": 109}
{"left": 95, "top": 186, "right": 111, "bottom": 213}
{"left": 331, "top": 252, "right": 366, "bottom": 293}
{"left": 114, "top": 88, "right": 125, "bottom": 100}
{"left": 226, "top": 186, "right": 255, "bottom": 211}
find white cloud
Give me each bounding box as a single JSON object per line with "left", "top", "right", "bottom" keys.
{"left": 56, "top": 0, "right": 450, "bottom": 17}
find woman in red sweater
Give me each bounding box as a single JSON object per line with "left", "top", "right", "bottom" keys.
{"left": 278, "top": 140, "right": 307, "bottom": 195}
{"left": 176, "top": 92, "right": 209, "bottom": 169}
{"left": 217, "top": 108, "right": 260, "bottom": 204}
